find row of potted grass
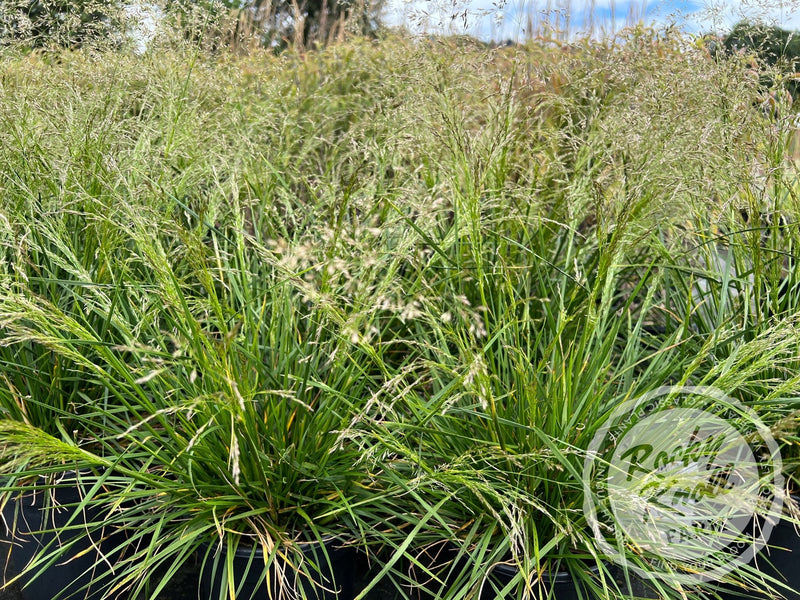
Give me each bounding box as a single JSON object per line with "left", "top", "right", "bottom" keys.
{"left": 1, "top": 28, "right": 800, "bottom": 600}
{"left": 1, "top": 162, "right": 800, "bottom": 600}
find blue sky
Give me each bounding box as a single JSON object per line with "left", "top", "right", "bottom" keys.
{"left": 383, "top": 0, "right": 800, "bottom": 41}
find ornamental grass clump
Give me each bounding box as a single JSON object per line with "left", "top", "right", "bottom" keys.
{"left": 0, "top": 187, "right": 419, "bottom": 598}
{"left": 0, "top": 34, "right": 436, "bottom": 599}
{"left": 338, "top": 27, "right": 800, "bottom": 600}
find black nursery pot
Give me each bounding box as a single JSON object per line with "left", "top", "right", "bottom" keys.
{"left": 484, "top": 562, "right": 595, "bottom": 600}
{"left": 200, "top": 537, "right": 362, "bottom": 600}
{"left": 409, "top": 542, "right": 597, "bottom": 600}
{"left": 0, "top": 478, "right": 124, "bottom": 600}
{"left": 716, "top": 495, "right": 800, "bottom": 600}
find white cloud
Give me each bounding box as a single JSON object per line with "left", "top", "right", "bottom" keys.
{"left": 126, "top": 1, "right": 162, "bottom": 53}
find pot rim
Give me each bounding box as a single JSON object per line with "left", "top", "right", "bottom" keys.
{"left": 489, "top": 559, "right": 602, "bottom": 582}
{"left": 201, "top": 534, "right": 351, "bottom": 560}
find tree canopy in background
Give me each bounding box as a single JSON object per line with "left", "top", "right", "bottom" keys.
{"left": 0, "top": 0, "right": 384, "bottom": 48}
{"left": 723, "top": 21, "right": 800, "bottom": 99}
{"left": 0, "top": 0, "right": 123, "bottom": 47}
